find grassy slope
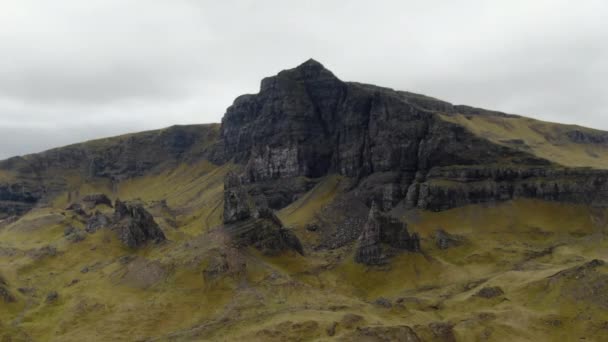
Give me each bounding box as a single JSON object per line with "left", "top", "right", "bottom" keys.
{"left": 2, "top": 155, "right": 608, "bottom": 341}
{"left": 439, "top": 113, "right": 608, "bottom": 169}
{"left": 2, "top": 117, "right": 608, "bottom": 340}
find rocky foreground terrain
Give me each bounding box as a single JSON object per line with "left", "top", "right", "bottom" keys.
{"left": 2, "top": 60, "right": 608, "bottom": 341}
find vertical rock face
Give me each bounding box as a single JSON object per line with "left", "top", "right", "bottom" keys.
{"left": 355, "top": 202, "right": 420, "bottom": 265}
{"left": 217, "top": 59, "right": 548, "bottom": 182}
{"left": 216, "top": 59, "right": 596, "bottom": 213}
{"left": 222, "top": 172, "right": 303, "bottom": 255}
{"left": 0, "top": 182, "right": 42, "bottom": 219}
{"left": 355, "top": 202, "right": 383, "bottom": 264}
{"left": 223, "top": 171, "right": 256, "bottom": 224}
{"left": 113, "top": 200, "right": 166, "bottom": 248}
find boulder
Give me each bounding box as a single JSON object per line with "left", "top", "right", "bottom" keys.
{"left": 113, "top": 200, "right": 166, "bottom": 248}
{"left": 0, "top": 275, "right": 15, "bottom": 303}
{"left": 475, "top": 286, "right": 505, "bottom": 299}
{"left": 435, "top": 229, "right": 464, "bottom": 250}
{"left": 46, "top": 291, "right": 59, "bottom": 303}
{"left": 86, "top": 211, "right": 110, "bottom": 233}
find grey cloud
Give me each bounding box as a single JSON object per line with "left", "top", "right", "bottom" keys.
{"left": 0, "top": 0, "right": 607, "bottom": 159}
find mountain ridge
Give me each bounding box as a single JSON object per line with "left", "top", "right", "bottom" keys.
{"left": 2, "top": 59, "right": 608, "bottom": 219}
{"left": 3, "top": 60, "right": 608, "bottom": 341}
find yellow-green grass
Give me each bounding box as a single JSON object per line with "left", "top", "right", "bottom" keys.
{"left": 440, "top": 113, "right": 608, "bottom": 169}
{"left": 3, "top": 165, "right": 608, "bottom": 342}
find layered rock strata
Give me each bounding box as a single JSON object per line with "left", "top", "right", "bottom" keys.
{"left": 222, "top": 171, "right": 303, "bottom": 255}
{"left": 355, "top": 202, "right": 420, "bottom": 265}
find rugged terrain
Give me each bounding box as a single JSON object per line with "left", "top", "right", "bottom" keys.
{"left": 2, "top": 60, "right": 608, "bottom": 341}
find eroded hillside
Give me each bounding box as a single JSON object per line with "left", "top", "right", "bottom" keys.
{"left": 2, "top": 60, "right": 608, "bottom": 341}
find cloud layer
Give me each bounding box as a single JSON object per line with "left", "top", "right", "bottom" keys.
{"left": 1, "top": 0, "right": 606, "bottom": 159}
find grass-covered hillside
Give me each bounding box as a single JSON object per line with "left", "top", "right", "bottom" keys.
{"left": 2, "top": 150, "right": 608, "bottom": 341}
{"left": 440, "top": 113, "right": 608, "bottom": 169}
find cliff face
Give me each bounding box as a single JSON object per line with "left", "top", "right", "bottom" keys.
{"left": 0, "top": 124, "right": 219, "bottom": 219}
{"left": 215, "top": 59, "right": 607, "bottom": 211}
{"left": 217, "top": 59, "right": 547, "bottom": 182}
{"left": 1, "top": 59, "right": 608, "bottom": 221}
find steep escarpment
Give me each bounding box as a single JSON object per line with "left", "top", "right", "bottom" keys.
{"left": 214, "top": 59, "right": 607, "bottom": 212}
{"left": 2, "top": 59, "right": 608, "bottom": 221}
{"left": 0, "top": 124, "right": 219, "bottom": 219}
{"left": 216, "top": 59, "right": 546, "bottom": 180}
{"left": 222, "top": 171, "right": 303, "bottom": 255}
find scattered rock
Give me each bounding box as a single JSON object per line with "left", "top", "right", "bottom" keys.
{"left": 0, "top": 276, "right": 15, "bottom": 303}
{"left": 64, "top": 226, "right": 86, "bottom": 243}
{"left": 46, "top": 291, "right": 59, "bottom": 303}
{"left": 65, "top": 202, "right": 82, "bottom": 211}
{"left": 118, "top": 255, "right": 136, "bottom": 265}
{"left": 475, "top": 286, "right": 505, "bottom": 299}
{"left": 223, "top": 172, "right": 304, "bottom": 255}
{"left": 67, "top": 231, "right": 86, "bottom": 243}
{"left": 0, "top": 286, "right": 15, "bottom": 303}
{"left": 80, "top": 266, "right": 89, "bottom": 274}
{"left": 86, "top": 211, "right": 110, "bottom": 233}
{"left": 428, "top": 322, "right": 456, "bottom": 342}
{"left": 355, "top": 202, "right": 420, "bottom": 265}
{"left": 113, "top": 200, "right": 166, "bottom": 248}
{"left": 66, "top": 279, "right": 79, "bottom": 287}
{"left": 340, "top": 313, "right": 364, "bottom": 329}
{"left": 435, "top": 229, "right": 464, "bottom": 250}
{"left": 17, "top": 287, "right": 36, "bottom": 295}
{"left": 342, "top": 325, "right": 421, "bottom": 342}
{"left": 327, "top": 322, "right": 338, "bottom": 336}
{"left": 65, "top": 202, "right": 89, "bottom": 216}
{"left": 118, "top": 258, "right": 167, "bottom": 289}
{"left": 63, "top": 226, "right": 76, "bottom": 236}
{"left": 305, "top": 223, "right": 319, "bottom": 232}
{"left": 81, "top": 193, "right": 113, "bottom": 209}
{"left": 374, "top": 297, "right": 392, "bottom": 308}
{"left": 27, "top": 245, "right": 57, "bottom": 260}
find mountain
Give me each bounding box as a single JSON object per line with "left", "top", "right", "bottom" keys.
{"left": 2, "top": 60, "right": 608, "bottom": 341}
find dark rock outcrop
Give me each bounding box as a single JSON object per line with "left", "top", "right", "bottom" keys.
{"left": 342, "top": 325, "right": 421, "bottom": 342}
{"left": 428, "top": 322, "right": 456, "bottom": 342}
{"left": 409, "top": 166, "right": 608, "bottom": 210}
{"left": 45, "top": 291, "right": 59, "bottom": 303}
{"left": 83, "top": 199, "right": 165, "bottom": 248}
{"left": 0, "top": 182, "right": 42, "bottom": 219}
{"left": 223, "top": 172, "right": 256, "bottom": 223}
{"left": 222, "top": 172, "right": 303, "bottom": 255}
{"left": 213, "top": 59, "right": 608, "bottom": 213}
{"left": 0, "top": 275, "right": 16, "bottom": 303}
{"left": 113, "top": 200, "right": 166, "bottom": 248}
{"left": 355, "top": 202, "right": 420, "bottom": 265}
{"left": 81, "top": 193, "right": 113, "bottom": 209}
{"left": 355, "top": 203, "right": 383, "bottom": 264}
{"left": 86, "top": 211, "right": 110, "bottom": 233}
{"left": 435, "top": 229, "right": 464, "bottom": 250}
{"left": 475, "top": 286, "right": 505, "bottom": 299}
{"left": 0, "top": 124, "right": 220, "bottom": 219}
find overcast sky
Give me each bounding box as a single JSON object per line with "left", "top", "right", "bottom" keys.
{"left": 1, "top": 0, "right": 607, "bottom": 159}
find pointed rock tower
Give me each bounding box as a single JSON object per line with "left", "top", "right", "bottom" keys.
{"left": 355, "top": 201, "right": 420, "bottom": 265}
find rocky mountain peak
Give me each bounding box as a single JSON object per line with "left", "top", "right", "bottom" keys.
{"left": 279, "top": 58, "right": 338, "bottom": 82}
{"left": 259, "top": 58, "right": 342, "bottom": 93}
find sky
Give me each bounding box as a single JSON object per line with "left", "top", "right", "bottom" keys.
{"left": 1, "top": 0, "right": 607, "bottom": 159}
